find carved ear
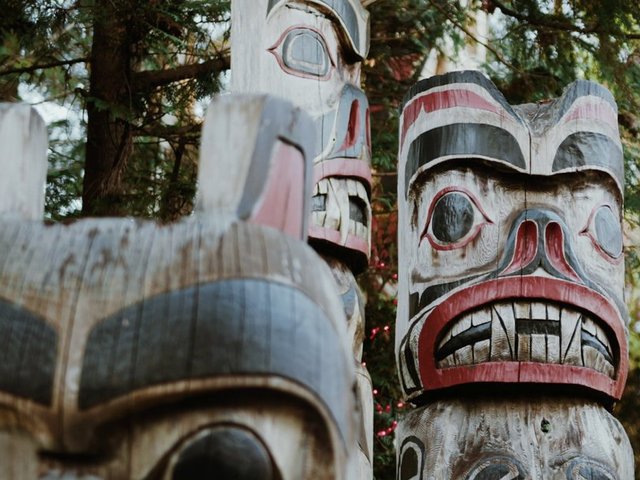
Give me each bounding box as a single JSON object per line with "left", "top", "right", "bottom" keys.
{"left": 196, "top": 94, "right": 315, "bottom": 240}
{"left": 0, "top": 104, "right": 47, "bottom": 220}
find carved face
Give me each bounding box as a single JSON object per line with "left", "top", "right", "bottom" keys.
{"left": 396, "top": 72, "right": 627, "bottom": 401}
{"left": 231, "top": 0, "right": 372, "bottom": 269}
{"left": 396, "top": 398, "right": 633, "bottom": 480}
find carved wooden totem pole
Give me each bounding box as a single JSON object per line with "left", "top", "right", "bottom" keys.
{"left": 0, "top": 95, "right": 359, "bottom": 478}
{"left": 232, "top": 1, "right": 375, "bottom": 477}
{"left": 396, "top": 71, "right": 634, "bottom": 479}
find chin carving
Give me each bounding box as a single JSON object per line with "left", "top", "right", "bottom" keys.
{"left": 396, "top": 71, "right": 632, "bottom": 479}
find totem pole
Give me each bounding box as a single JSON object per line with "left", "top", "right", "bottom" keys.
{"left": 232, "top": 1, "right": 375, "bottom": 476}
{"left": 395, "top": 71, "right": 634, "bottom": 478}
{"left": 0, "top": 96, "right": 358, "bottom": 479}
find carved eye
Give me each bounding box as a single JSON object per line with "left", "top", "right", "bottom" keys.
{"left": 582, "top": 205, "right": 623, "bottom": 260}
{"left": 465, "top": 456, "right": 527, "bottom": 480}
{"left": 421, "top": 188, "right": 491, "bottom": 250}
{"left": 268, "top": 27, "right": 333, "bottom": 79}
{"left": 565, "top": 458, "right": 616, "bottom": 480}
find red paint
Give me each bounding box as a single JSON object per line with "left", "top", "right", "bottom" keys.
{"left": 563, "top": 102, "right": 618, "bottom": 132}
{"left": 337, "top": 100, "right": 361, "bottom": 152}
{"left": 501, "top": 221, "right": 538, "bottom": 276}
{"left": 416, "top": 277, "right": 628, "bottom": 400}
{"left": 420, "top": 186, "right": 493, "bottom": 251}
{"left": 308, "top": 225, "right": 369, "bottom": 257}
{"left": 252, "top": 141, "right": 305, "bottom": 239}
{"left": 401, "top": 90, "right": 502, "bottom": 147}
{"left": 365, "top": 107, "right": 371, "bottom": 156}
{"left": 313, "top": 158, "right": 372, "bottom": 187}
{"left": 544, "top": 222, "right": 581, "bottom": 282}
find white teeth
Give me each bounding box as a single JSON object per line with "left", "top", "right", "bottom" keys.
{"left": 318, "top": 178, "right": 329, "bottom": 194}
{"left": 530, "top": 334, "right": 547, "bottom": 362}
{"left": 313, "top": 183, "right": 320, "bottom": 196}
{"left": 531, "top": 302, "right": 546, "bottom": 319}
{"left": 491, "top": 304, "right": 515, "bottom": 361}
{"left": 473, "top": 339, "right": 490, "bottom": 363}
{"left": 347, "top": 179, "right": 358, "bottom": 196}
{"left": 348, "top": 219, "right": 357, "bottom": 236}
{"left": 356, "top": 181, "right": 368, "bottom": 200}
{"left": 435, "top": 301, "right": 615, "bottom": 379}
{"left": 311, "top": 211, "right": 327, "bottom": 227}
{"left": 560, "top": 310, "right": 582, "bottom": 365}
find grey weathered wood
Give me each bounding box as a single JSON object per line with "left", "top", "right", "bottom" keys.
{"left": 0, "top": 104, "right": 47, "bottom": 220}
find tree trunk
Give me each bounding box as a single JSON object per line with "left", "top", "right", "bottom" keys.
{"left": 82, "top": 1, "right": 134, "bottom": 216}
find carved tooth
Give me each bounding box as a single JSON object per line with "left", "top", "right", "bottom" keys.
{"left": 582, "top": 345, "right": 599, "bottom": 370}
{"left": 356, "top": 181, "right": 368, "bottom": 201}
{"left": 452, "top": 314, "right": 471, "bottom": 337}
{"left": 490, "top": 304, "right": 515, "bottom": 361}
{"left": 357, "top": 223, "right": 367, "bottom": 239}
{"left": 530, "top": 334, "right": 547, "bottom": 362}
{"left": 594, "top": 323, "right": 611, "bottom": 353}
{"left": 347, "top": 179, "right": 358, "bottom": 196}
{"left": 455, "top": 345, "right": 473, "bottom": 366}
{"left": 517, "top": 333, "right": 531, "bottom": 361}
{"left": 582, "top": 317, "right": 597, "bottom": 336}
{"left": 547, "top": 304, "right": 560, "bottom": 321}
{"left": 603, "top": 360, "right": 615, "bottom": 378}
{"left": 514, "top": 302, "right": 531, "bottom": 320}
{"left": 438, "top": 329, "right": 453, "bottom": 350}
{"left": 547, "top": 334, "right": 560, "bottom": 363}
{"left": 560, "top": 310, "right": 582, "bottom": 365}
{"left": 318, "top": 178, "right": 329, "bottom": 194}
{"left": 438, "top": 354, "right": 456, "bottom": 369}
{"left": 348, "top": 219, "right": 356, "bottom": 236}
{"left": 313, "top": 182, "right": 320, "bottom": 196}
{"left": 473, "top": 339, "right": 490, "bottom": 364}
{"left": 311, "top": 211, "right": 327, "bottom": 226}
{"left": 531, "top": 302, "right": 546, "bottom": 320}
{"left": 471, "top": 308, "right": 491, "bottom": 326}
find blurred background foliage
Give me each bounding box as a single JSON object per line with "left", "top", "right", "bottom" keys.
{"left": 1, "top": 0, "right": 639, "bottom": 478}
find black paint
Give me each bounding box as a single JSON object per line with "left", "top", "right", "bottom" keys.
{"left": 408, "top": 274, "right": 483, "bottom": 320}
{"left": 401, "top": 70, "right": 522, "bottom": 122}
{"left": 594, "top": 206, "right": 622, "bottom": 258}
{"left": 552, "top": 132, "right": 624, "bottom": 187}
{"left": 312, "top": 194, "right": 327, "bottom": 212}
{"left": 436, "top": 323, "right": 491, "bottom": 361}
{"left": 565, "top": 458, "right": 615, "bottom": 480}
{"left": 405, "top": 124, "right": 526, "bottom": 196}
{"left": 283, "top": 29, "right": 330, "bottom": 77}
{"left": 398, "top": 436, "right": 424, "bottom": 480}
{"left": 0, "top": 299, "right": 57, "bottom": 405}
{"left": 517, "top": 319, "right": 560, "bottom": 336}
{"left": 79, "top": 279, "right": 352, "bottom": 444}
{"left": 349, "top": 196, "right": 368, "bottom": 225}
{"left": 466, "top": 456, "right": 526, "bottom": 480}
{"left": 581, "top": 330, "right": 614, "bottom": 365}
{"left": 172, "top": 427, "right": 275, "bottom": 480}
{"left": 431, "top": 192, "right": 474, "bottom": 243}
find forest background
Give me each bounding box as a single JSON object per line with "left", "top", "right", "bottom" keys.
{"left": 1, "top": 0, "right": 639, "bottom": 478}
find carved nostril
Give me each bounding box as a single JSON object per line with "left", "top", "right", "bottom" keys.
{"left": 544, "top": 222, "right": 581, "bottom": 282}
{"left": 502, "top": 220, "right": 538, "bottom": 276}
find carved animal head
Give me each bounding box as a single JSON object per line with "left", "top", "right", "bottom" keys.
{"left": 396, "top": 71, "right": 627, "bottom": 402}
{"left": 232, "top": 0, "right": 372, "bottom": 270}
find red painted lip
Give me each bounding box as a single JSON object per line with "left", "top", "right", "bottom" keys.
{"left": 313, "top": 159, "right": 372, "bottom": 187}
{"left": 416, "top": 276, "right": 628, "bottom": 400}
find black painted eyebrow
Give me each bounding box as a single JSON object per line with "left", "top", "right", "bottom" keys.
{"left": 404, "top": 123, "right": 526, "bottom": 197}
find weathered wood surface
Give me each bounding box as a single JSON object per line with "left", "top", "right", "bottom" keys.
{"left": 0, "top": 105, "right": 47, "bottom": 220}
{"left": 395, "top": 71, "right": 632, "bottom": 479}
{"left": 232, "top": 2, "right": 376, "bottom": 477}
{"left": 0, "top": 96, "right": 359, "bottom": 479}
{"left": 231, "top": 0, "right": 373, "bottom": 269}
{"left": 396, "top": 72, "right": 627, "bottom": 401}
{"left": 396, "top": 397, "right": 633, "bottom": 479}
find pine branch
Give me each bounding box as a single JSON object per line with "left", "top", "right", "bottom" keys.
{"left": 0, "top": 57, "right": 88, "bottom": 76}
{"left": 491, "top": 0, "right": 640, "bottom": 39}
{"left": 132, "top": 51, "right": 230, "bottom": 92}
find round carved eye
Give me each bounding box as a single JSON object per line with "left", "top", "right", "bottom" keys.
{"left": 565, "top": 458, "right": 616, "bottom": 480}
{"left": 268, "top": 27, "right": 333, "bottom": 79}
{"left": 421, "top": 189, "right": 491, "bottom": 250}
{"left": 582, "top": 205, "right": 623, "bottom": 260}
{"left": 465, "top": 456, "right": 527, "bottom": 480}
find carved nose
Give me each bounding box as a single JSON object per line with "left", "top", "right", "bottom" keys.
{"left": 499, "top": 210, "right": 582, "bottom": 283}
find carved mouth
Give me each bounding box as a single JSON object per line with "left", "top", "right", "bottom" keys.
{"left": 435, "top": 301, "right": 615, "bottom": 378}
{"left": 311, "top": 177, "right": 369, "bottom": 240}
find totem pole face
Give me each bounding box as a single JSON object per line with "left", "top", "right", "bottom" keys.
{"left": 396, "top": 398, "right": 633, "bottom": 480}
{"left": 232, "top": 0, "right": 372, "bottom": 270}
{"left": 396, "top": 71, "right": 627, "bottom": 401}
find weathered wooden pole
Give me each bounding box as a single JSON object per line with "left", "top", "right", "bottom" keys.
{"left": 0, "top": 104, "right": 47, "bottom": 220}
{"left": 395, "top": 71, "right": 633, "bottom": 478}
{"left": 0, "top": 95, "right": 358, "bottom": 478}
{"left": 231, "top": 1, "right": 375, "bottom": 477}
